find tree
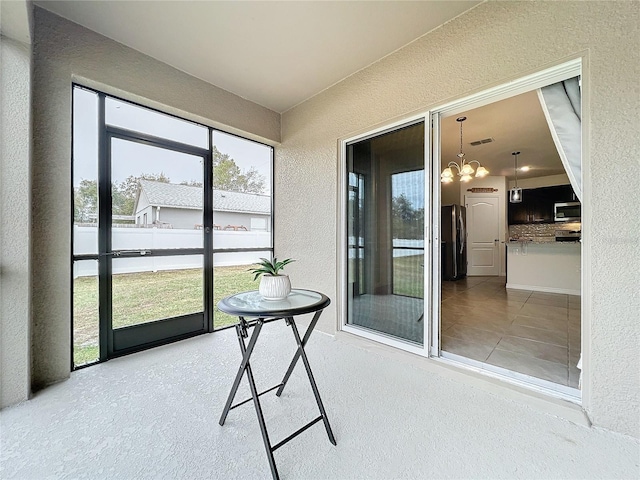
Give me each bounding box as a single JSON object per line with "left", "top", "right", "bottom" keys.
{"left": 73, "top": 173, "right": 171, "bottom": 222}
{"left": 392, "top": 194, "right": 424, "bottom": 240}
{"left": 393, "top": 194, "right": 415, "bottom": 222}
{"left": 74, "top": 179, "right": 98, "bottom": 222}
{"left": 114, "top": 172, "right": 170, "bottom": 216}
{"left": 212, "top": 146, "right": 266, "bottom": 194}
{"left": 180, "top": 180, "right": 203, "bottom": 188}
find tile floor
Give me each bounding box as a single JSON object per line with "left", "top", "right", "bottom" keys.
{"left": 441, "top": 276, "right": 581, "bottom": 388}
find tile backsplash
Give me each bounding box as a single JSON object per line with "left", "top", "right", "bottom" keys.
{"left": 509, "top": 222, "right": 581, "bottom": 239}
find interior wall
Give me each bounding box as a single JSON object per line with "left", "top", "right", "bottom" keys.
{"left": 30, "top": 7, "right": 280, "bottom": 390}
{"left": 279, "top": 1, "right": 639, "bottom": 437}
{"left": 0, "top": 35, "right": 32, "bottom": 407}
{"left": 509, "top": 173, "right": 570, "bottom": 189}
{"left": 441, "top": 181, "right": 461, "bottom": 206}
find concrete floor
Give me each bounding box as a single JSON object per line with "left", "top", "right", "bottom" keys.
{"left": 1, "top": 320, "right": 638, "bottom": 479}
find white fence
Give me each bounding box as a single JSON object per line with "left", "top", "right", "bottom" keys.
{"left": 348, "top": 237, "right": 425, "bottom": 259}
{"left": 392, "top": 239, "right": 424, "bottom": 257}
{"left": 74, "top": 226, "right": 271, "bottom": 278}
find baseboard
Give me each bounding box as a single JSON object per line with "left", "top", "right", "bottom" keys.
{"left": 506, "top": 282, "right": 580, "bottom": 296}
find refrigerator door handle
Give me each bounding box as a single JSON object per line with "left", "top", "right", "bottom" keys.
{"left": 459, "top": 211, "right": 465, "bottom": 254}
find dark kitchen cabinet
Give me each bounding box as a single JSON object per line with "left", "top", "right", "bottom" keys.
{"left": 552, "top": 184, "right": 577, "bottom": 202}
{"left": 508, "top": 189, "right": 548, "bottom": 224}
{"left": 508, "top": 184, "right": 576, "bottom": 224}
{"left": 508, "top": 198, "right": 529, "bottom": 224}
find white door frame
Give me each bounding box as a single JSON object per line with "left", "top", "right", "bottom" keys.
{"left": 430, "top": 57, "right": 586, "bottom": 401}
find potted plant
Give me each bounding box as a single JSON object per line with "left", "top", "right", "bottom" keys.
{"left": 250, "top": 257, "right": 295, "bottom": 300}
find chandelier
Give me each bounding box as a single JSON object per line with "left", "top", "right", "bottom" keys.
{"left": 441, "top": 116, "right": 489, "bottom": 183}
{"left": 509, "top": 151, "right": 523, "bottom": 203}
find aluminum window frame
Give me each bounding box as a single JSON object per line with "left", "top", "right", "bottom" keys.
{"left": 71, "top": 84, "right": 275, "bottom": 369}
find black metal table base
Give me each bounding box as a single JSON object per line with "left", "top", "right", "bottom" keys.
{"left": 219, "top": 312, "right": 336, "bottom": 480}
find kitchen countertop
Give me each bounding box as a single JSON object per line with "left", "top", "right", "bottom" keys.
{"left": 507, "top": 239, "right": 581, "bottom": 245}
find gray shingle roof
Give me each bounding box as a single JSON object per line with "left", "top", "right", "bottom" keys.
{"left": 139, "top": 180, "right": 270, "bottom": 214}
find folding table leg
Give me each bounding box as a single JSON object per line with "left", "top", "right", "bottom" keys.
{"left": 219, "top": 318, "right": 263, "bottom": 425}
{"left": 288, "top": 317, "right": 337, "bottom": 446}
{"left": 218, "top": 318, "right": 280, "bottom": 479}
{"left": 276, "top": 309, "right": 323, "bottom": 397}
{"left": 244, "top": 350, "right": 280, "bottom": 480}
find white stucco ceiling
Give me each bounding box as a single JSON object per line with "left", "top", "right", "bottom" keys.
{"left": 32, "top": 0, "right": 480, "bottom": 113}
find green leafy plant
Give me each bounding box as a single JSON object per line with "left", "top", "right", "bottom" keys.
{"left": 250, "top": 257, "right": 295, "bottom": 281}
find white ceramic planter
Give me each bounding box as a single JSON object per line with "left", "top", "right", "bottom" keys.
{"left": 259, "top": 274, "right": 291, "bottom": 300}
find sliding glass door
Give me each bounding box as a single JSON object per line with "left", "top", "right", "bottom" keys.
{"left": 345, "top": 121, "right": 426, "bottom": 345}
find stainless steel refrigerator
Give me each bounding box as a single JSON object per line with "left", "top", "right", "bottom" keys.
{"left": 441, "top": 204, "right": 467, "bottom": 281}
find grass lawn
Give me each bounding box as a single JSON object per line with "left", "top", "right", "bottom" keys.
{"left": 74, "top": 256, "right": 424, "bottom": 366}
{"left": 73, "top": 264, "right": 259, "bottom": 366}
{"left": 393, "top": 254, "right": 424, "bottom": 298}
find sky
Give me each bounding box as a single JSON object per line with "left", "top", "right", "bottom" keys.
{"left": 392, "top": 170, "right": 425, "bottom": 210}
{"left": 73, "top": 87, "right": 272, "bottom": 194}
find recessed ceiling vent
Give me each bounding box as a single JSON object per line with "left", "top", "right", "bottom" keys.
{"left": 470, "top": 137, "right": 494, "bottom": 146}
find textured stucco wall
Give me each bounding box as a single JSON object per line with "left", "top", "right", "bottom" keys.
{"left": 279, "top": 1, "right": 640, "bottom": 437}
{"left": 0, "top": 36, "right": 32, "bottom": 407}
{"left": 30, "top": 7, "right": 280, "bottom": 389}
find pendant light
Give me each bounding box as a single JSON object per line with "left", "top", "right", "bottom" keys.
{"left": 441, "top": 116, "right": 489, "bottom": 183}
{"left": 509, "top": 151, "right": 523, "bottom": 203}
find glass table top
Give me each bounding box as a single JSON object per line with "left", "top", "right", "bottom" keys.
{"left": 217, "top": 289, "right": 330, "bottom": 317}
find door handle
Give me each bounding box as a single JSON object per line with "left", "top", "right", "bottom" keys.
{"left": 459, "top": 212, "right": 465, "bottom": 254}
{"left": 104, "top": 250, "right": 151, "bottom": 257}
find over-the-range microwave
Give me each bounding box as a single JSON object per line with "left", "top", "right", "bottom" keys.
{"left": 554, "top": 201, "right": 581, "bottom": 222}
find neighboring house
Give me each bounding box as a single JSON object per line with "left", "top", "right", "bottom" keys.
{"left": 133, "top": 180, "right": 271, "bottom": 231}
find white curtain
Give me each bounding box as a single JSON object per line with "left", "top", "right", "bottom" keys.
{"left": 537, "top": 77, "right": 582, "bottom": 201}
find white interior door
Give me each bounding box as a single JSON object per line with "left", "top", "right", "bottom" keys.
{"left": 465, "top": 195, "right": 500, "bottom": 276}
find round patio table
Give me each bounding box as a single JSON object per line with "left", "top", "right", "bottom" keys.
{"left": 217, "top": 289, "right": 335, "bottom": 480}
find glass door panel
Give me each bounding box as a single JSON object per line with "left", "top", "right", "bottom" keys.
{"left": 108, "top": 136, "right": 208, "bottom": 355}
{"left": 346, "top": 122, "right": 425, "bottom": 345}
